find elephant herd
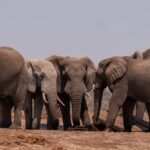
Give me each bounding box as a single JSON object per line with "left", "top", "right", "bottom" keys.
{"left": 0, "top": 46, "right": 150, "bottom": 132}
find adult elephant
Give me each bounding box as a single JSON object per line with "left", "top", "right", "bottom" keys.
{"left": 93, "top": 56, "right": 150, "bottom": 132}
{"left": 47, "top": 55, "right": 95, "bottom": 130}
{"left": 132, "top": 49, "right": 150, "bottom": 119}
{"left": 0, "top": 46, "right": 27, "bottom": 129}
{"left": 25, "top": 59, "right": 61, "bottom": 130}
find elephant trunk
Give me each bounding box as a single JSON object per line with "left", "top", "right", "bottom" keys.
{"left": 70, "top": 91, "right": 83, "bottom": 127}
{"left": 46, "top": 90, "right": 59, "bottom": 129}
{"left": 41, "top": 78, "right": 59, "bottom": 130}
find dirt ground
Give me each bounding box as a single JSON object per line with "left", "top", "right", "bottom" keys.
{"left": 1, "top": 90, "right": 150, "bottom": 150}
{"left": 0, "top": 127, "right": 150, "bottom": 150}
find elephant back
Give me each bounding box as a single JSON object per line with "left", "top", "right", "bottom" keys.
{"left": 0, "top": 47, "right": 25, "bottom": 83}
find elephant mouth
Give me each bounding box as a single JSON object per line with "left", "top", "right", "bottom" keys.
{"left": 41, "top": 91, "right": 65, "bottom": 106}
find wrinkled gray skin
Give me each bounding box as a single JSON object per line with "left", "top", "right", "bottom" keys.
{"left": 0, "top": 47, "right": 27, "bottom": 129}
{"left": 47, "top": 55, "right": 95, "bottom": 130}
{"left": 25, "top": 59, "right": 59, "bottom": 130}
{"left": 132, "top": 49, "right": 150, "bottom": 119}
{"left": 94, "top": 56, "right": 150, "bottom": 132}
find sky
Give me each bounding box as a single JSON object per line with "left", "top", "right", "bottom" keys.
{"left": 0, "top": 0, "right": 150, "bottom": 64}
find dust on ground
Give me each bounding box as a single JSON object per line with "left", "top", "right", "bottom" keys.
{"left": 1, "top": 89, "right": 150, "bottom": 150}
{"left": 0, "top": 127, "right": 150, "bottom": 150}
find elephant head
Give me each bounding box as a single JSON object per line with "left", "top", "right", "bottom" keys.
{"left": 132, "top": 49, "right": 150, "bottom": 60}
{"left": 93, "top": 56, "right": 128, "bottom": 124}
{"left": 47, "top": 55, "right": 95, "bottom": 126}
{"left": 132, "top": 51, "right": 143, "bottom": 60}
{"left": 26, "top": 59, "right": 59, "bottom": 129}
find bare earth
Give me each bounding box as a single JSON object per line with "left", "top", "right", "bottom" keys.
{"left": 0, "top": 111, "right": 149, "bottom": 150}
{"left": 0, "top": 124, "right": 150, "bottom": 150}
{"left": 1, "top": 90, "right": 150, "bottom": 150}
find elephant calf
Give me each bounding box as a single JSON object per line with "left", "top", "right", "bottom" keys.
{"left": 94, "top": 56, "right": 150, "bottom": 132}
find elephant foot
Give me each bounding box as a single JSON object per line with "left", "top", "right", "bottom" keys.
{"left": 25, "top": 125, "right": 32, "bottom": 129}
{"left": 32, "top": 119, "right": 40, "bottom": 129}
{"left": 47, "top": 119, "right": 59, "bottom": 130}
{"left": 47, "top": 125, "right": 58, "bottom": 130}
{"left": 86, "top": 124, "right": 99, "bottom": 131}
{"left": 0, "top": 122, "right": 12, "bottom": 128}
{"left": 123, "top": 128, "right": 132, "bottom": 132}
{"left": 104, "top": 128, "right": 113, "bottom": 132}
{"left": 67, "top": 126, "right": 88, "bottom": 131}
{"left": 25, "top": 122, "right": 32, "bottom": 129}
{"left": 64, "top": 124, "right": 72, "bottom": 130}
{"left": 142, "top": 128, "right": 150, "bottom": 132}
{"left": 93, "top": 117, "right": 101, "bottom": 126}
{"left": 9, "top": 123, "right": 21, "bottom": 129}
{"left": 25, "top": 121, "right": 32, "bottom": 129}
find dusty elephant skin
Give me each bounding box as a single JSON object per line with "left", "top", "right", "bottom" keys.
{"left": 107, "top": 49, "right": 150, "bottom": 121}
{"left": 94, "top": 56, "right": 150, "bottom": 132}
{"left": 47, "top": 55, "right": 96, "bottom": 130}
{"left": 131, "top": 49, "right": 150, "bottom": 119}
{"left": 25, "top": 59, "right": 59, "bottom": 130}
{"left": 0, "top": 47, "right": 27, "bottom": 129}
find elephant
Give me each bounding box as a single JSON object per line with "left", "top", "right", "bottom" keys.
{"left": 132, "top": 48, "right": 150, "bottom": 60}
{"left": 25, "top": 59, "right": 61, "bottom": 130}
{"left": 93, "top": 56, "right": 150, "bottom": 132}
{"left": 132, "top": 49, "right": 150, "bottom": 119}
{"left": 0, "top": 46, "right": 27, "bottom": 129}
{"left": 47, "top": 55, "right": 96, "bottom": 130}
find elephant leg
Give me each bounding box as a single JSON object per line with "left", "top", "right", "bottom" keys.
{"left": 1, "top": 99, "right": 13, "bottom": 128}
{"left": 59, "top": 94, "right": 71, "bottom": 130}
{"left": 10, "top": 105, "right": 22, "bottom": 129}
{"left": 106, "top": 81, "right": 128, "bottom": 131}
{"left": 122, "top": 97, "right": 136, "bottom": 132}
{"left": 0, "top": 101, "right": 4, "bottom": 127}
{"left": 2, "top": 106, "right": 12, "bottom": 128}
{"left": 80, "top": 98, "right": 97, "bottom": 131}
{"left": 145, "top": 103, "right": 150, "bottom": 131}
{"left": 10, "top": 97, "right": 24, "bottom": 129}
{"left": 32, "top": 94, "right": 43, "bottom": 129}
{"left": 136, "top": 101, "right": 145, "bottom": 119}
{"left": 25, "top": 92, "right": 33, "bottom": 129}
{"left": 10, "top": 66, "right": 27, "bottom": 129}
{"left": 80, "top": 98, "right": 90, "bottom": 126}
{"left": 45, "top": 104, "right": 52, "bottom": 129}
{"left": 45, "top": 103, "right": 59, "bottom": 130}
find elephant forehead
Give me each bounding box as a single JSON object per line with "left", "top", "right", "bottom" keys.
{"left": 66, "top": 64, "right": 86, "bottom": 74}
{"left": 39, "top": 60, "right": 57, "bottom": 74}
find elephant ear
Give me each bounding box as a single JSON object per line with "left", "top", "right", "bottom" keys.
{"left": 46, "top": 55, "right": 65, "bottom": 93}
{"left": 104, "top": 57, "right": 127, "bottom": 85}
{"left": 82, "top": 57, "right": 96, "bottom": 91}
{"left": 25, "top": 61, "right": 36, "bottom": 93}
{"left": 132, "top": 51, "right": 143, "bottom": 60}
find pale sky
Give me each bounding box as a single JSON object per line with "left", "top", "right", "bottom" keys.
{"left": 0, "top": 0, "right": 150, "bottom": 64}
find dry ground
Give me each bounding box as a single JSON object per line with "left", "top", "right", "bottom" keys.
{"left": 0, "top": 89, "right": 150, "bottom": 150}
{"left": 0, "top": 128, "right": 150, "bottom": 150}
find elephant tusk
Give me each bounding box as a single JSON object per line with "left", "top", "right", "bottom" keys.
{"left": 42, "top": 92, "right": 48, "bottom": 104}
{"left": 85, "top": 92, "right": 90, "bottom": 98}
{"left": 57, "top": 96, "right": 65, "bottom": 107}
{"left": 91, "top": 85, "right": 95, "bottom": 91}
